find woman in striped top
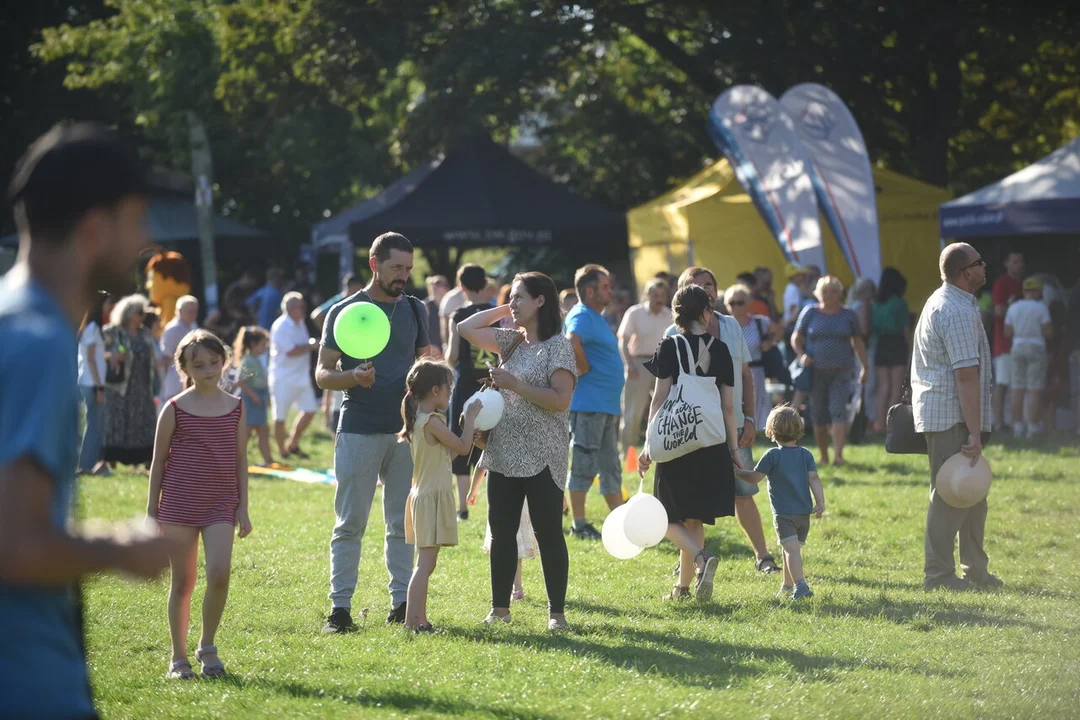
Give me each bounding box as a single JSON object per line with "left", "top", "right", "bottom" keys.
{"left": 148, "top": 329, "right": 252, "bottom": 680}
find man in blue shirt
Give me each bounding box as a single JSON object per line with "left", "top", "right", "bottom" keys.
{"left": 0, "top": 124, "right": 173, "bottom": 718}
{"left": 565, "top": 264, "right": 625, "bottom": 540}
{"left": 248, "top": 267, "right": 286, "bottom": 329}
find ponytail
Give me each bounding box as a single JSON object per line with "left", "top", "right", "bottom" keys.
{"left": 398, "top": 359, "right": 454, "bottom": 443}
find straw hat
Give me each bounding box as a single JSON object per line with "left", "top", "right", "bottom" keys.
{"left": 935, "top": 453, "right": 992, "bottom": 508}
{"left": 784, "top": 262, "right": 807, "bottom": 280}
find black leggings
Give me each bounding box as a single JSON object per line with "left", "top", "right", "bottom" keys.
{"left": 487, "top": 467, "right": 569, "bottom": 613}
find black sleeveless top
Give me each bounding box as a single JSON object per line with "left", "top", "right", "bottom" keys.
{"left": 451, "top": 302, "right": 496, "bottom": 389}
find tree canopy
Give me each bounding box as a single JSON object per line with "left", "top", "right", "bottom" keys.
{"left": 5, "top": 0, "right": 1076, "bottom": 267}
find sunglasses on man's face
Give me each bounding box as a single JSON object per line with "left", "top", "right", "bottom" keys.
{"left": 962, "top": 257, "right": 986, "bottom": 271}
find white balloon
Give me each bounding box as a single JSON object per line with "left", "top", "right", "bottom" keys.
{"left": 622, "top": 493, "right": 668, "bottom": 548}
{"left": 465, "top": 388, "right": 505, "bottom": 431}
{"left": 602, "top": 504, "right": 644, "bottom": 560}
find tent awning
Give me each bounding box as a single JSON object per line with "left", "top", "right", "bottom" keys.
{"left": 313, "top": 137, "right": 627, "bottom": 251}
{"left": 1, "top": 194, "right": 265, "bottom": 248}
{"left": 940, "top": 137, "right": 1080, "bottom": 239}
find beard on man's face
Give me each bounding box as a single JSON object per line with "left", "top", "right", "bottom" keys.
{"left": 380, "top": 277, "right": 406, "bottom": 298}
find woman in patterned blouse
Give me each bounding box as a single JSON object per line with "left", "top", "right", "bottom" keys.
{"left": 457, "top": 272, "right": 578, "bottom": 631}
{"left": 790, "top": 276, "right": 869, "bottom": 467}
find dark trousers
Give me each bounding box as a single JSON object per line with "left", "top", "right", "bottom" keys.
{"left": 487, "top": 467, "right": 569, "bottom": 613}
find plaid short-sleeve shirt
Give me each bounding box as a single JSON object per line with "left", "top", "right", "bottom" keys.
{"left": 911, "top": 283, "right": 992, "bottom": 433}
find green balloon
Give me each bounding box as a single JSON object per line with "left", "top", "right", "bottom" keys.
{"left": 334, "top": 302, "right": 392, "bottom": 359}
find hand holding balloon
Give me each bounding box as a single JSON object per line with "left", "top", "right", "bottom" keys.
{"left": 351, "top": 362, "right": 375, "bottom": 388}
{"left": 465, "top": 398, "right": 483, "bottom": 421}
{"left": 488, "top": 366, "right": 520, "bottom": 393}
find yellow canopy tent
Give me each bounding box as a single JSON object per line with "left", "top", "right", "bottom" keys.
{"left": 628, "top": 159, "right": 951, "bottom": 312}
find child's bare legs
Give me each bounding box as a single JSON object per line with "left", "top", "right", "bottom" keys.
{"left": 513, "top": 559, "right": 524, "bottom": 595}
{"left": 405, "top": 547, "right": 440, "bottom": 628}
{"left": 197, "top": 523, "right": 235, "bottom": 665}
{"left": 252, "top": 426, "right": 273, "bottom": 465}
{"left": 162, "top": 524, "right": 200, "bottom": 664}
{"left": 781, "top": 539, "right": 804, "bottom": 587}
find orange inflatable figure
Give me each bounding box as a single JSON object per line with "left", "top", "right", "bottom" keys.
{"left": 145, "top": 250, "right": 192, "bottom": 338}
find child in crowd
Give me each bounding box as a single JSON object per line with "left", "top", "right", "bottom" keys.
{"left": 469, "top": 465, "right": 538, "bottom": 601}
{"left": 233, "top": 326, "right": 274, "bottom": 466}
{"left": 735, "top": 404, "right": 823, "bottom": 600}
{"left": 399, "top": 359, "right": 483, "bottom": 632}
{"left": 148, "top": 330, "right": 252, "bottom": 679}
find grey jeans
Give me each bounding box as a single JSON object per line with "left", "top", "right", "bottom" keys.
{"left": 924, "top": 423, "right": 991, "bottom": 583}
{"left": 329, "top": 433, "right": 414, "bottom": 608}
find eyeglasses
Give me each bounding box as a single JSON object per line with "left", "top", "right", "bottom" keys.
{"left": 962, "top": 257, "right": 986, "bottom": 271}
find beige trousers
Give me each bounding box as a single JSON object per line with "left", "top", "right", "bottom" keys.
{"left": 619, "top": 357, "right": 654, "bottom": 450}
{"left": 924, "top": 423, "right": 991, "bottom": 582}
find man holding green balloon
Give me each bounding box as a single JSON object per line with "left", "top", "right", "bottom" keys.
{"left": 316, "top": 232, "right": 431, "bottom": 633}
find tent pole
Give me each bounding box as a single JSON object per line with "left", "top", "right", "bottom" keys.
{"left": 187, "top": 112, "right": 218, "bottom": 312}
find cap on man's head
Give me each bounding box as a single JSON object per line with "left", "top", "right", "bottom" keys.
{"left": 8, "top": 123, "right": 147, "bottom": 242}
{"left": 1022, "top": 276, "right": 1044, "bottom": 292}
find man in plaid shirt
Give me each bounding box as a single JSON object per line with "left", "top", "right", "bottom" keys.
{"left": 911, "top": 242, "right": 1002, "bottom": 591}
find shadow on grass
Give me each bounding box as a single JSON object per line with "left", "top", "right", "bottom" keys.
{"left": 811, "top": 595, "right": 1053, "bottom": 632}
{"left": 218, "top": 676, "right": 551, "bottom": 719}
{"left": 439, "top": 621, "right": 966, "bottom": 687}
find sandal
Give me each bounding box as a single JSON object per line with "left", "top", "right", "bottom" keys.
{"left": 755, "top": 556, "right": 781, "bottom": 574}
{"left": 547, "top": 616, "right": 570, "bottom": 631}
{"left": 166, "top": 659, "right": 196, "bottom": 680}
{"left": 694, "top": 550, "right": 718, "bottom": 602}
{"left": 663, "top": 584, "right": 691, "bottom": 601}
{"left": 195, "top": 645, "right": 226, "bottom": 679}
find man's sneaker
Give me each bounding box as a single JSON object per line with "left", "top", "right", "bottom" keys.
{"left": 924, "top": 575, "right": 971, "bottom": 592}
{"left": 569, "top": 522, "right": 602, "bottom": 540}
{"left": 321, "top": 607, "right": 357, "bottom": 634}
{"left": 792, "top": 585, "right": 814, "bottom": 601}
{"left": 966, "top": 573, "right": 1004, "bottom": 588}
{"left": 386, "top": 602, "right": 407, "bottom": 624}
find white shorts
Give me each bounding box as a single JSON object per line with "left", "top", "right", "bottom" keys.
{"left": 271, "top": 382, "right": 319, "bottom": 421}
{"left": 993, "top": 354, "right": 1011, "bottom": 387}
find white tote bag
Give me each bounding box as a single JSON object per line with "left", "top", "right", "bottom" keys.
{"left": 645, "top": 334, "right": 726, "bottom": 463}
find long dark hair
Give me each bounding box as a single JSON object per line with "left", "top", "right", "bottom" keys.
{"left": 514, "top": 272, "right": 561, "bottom": 341}
{"left": 399, "top": 359, "right": 454, "bottom": 443}
{"left": 877, "top": 267, "right": 908, "bottom": 303}
{"left": 78, "top": 292, "right": 112, "bottom": 340}
{"left": 175, "top": 329, "right": 230, "bottom": 389}
{"left": 673, "top": 284, "right": 711, "bottom": 332}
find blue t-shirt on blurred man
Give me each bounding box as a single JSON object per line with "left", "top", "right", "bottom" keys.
{"left": 564, "top": 303, "right": 624, "bottom": 416}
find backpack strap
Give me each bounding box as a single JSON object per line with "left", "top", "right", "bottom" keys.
{"left": 404, "top": 294, "right": 425, "bottom": 349}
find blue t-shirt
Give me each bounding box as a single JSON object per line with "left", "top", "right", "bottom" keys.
{"left": 754, "top": 445, "right": 817, "bottom": 515}
{"left": 0, "top": 273, "right": 94, "bottom": 718}
{"left": 248, "top": 284, "right": 284, "bottom": 329}
{"left": 564, "top": 303, "right": 624, "bottom": 415}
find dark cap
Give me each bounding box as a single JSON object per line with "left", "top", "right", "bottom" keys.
{"left": 8, "top": 122, "right": 147, "bottom": 239}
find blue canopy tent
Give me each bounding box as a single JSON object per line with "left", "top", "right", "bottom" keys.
{"left": 940, "top": 137, "right": 1080, "bottom": 239}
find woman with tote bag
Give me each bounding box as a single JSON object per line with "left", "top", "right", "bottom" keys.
{"left": 638, "top": 285, "right": 741, "bottom": 603}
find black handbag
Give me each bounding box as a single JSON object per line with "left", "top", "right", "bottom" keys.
{"left": 751, "top": 318, "right": 791, "bottom": 384}
{"left": 885, "top": 353, "right": 926, "bottom": 454}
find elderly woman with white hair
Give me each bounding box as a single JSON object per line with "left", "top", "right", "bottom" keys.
{"left": 269, "top": 290, "right": 320, "bottom": 459}
{"left": 159, "top": 294, "right": 200, "bottom": 402}
{"left": 791, "top": 276, "right": 869, "bottom": 467}
{"left": 102, "top": 294, "right": 159, "bottom": 467}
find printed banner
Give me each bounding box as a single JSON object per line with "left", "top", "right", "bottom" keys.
{"left": 780, "top": 83, "right": 881, "bottom": 282}
{"left": 708, "top": 85, "right": 826, "bottom": 272}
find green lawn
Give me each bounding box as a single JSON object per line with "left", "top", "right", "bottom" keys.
{"left": 78, "top": 427, "right": 1080, "bottom": 719}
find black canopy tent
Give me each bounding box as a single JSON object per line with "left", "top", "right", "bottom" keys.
{"left": 311, "top": 137, "right": 629, "bottom": 280}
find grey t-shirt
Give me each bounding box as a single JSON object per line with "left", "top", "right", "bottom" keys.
{"left": 320, "top": 290, "right": 429, "bottom": 435}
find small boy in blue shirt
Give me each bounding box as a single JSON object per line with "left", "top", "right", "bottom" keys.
{"left": 736, "top": 404, "right": 824, "bottom": 600}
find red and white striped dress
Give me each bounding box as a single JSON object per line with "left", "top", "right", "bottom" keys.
{"left": 157, "top": 396, "right": 242, "bottom": 527}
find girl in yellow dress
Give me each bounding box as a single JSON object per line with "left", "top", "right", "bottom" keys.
{"left": 399, "top": 359, "right": 482, "bottom": 632}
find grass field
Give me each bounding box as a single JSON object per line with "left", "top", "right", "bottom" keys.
{"left": 78, "top": 427, "right": 1080, "bottom": 719}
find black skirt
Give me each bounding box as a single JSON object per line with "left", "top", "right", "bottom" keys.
{"left": 874, "top": 333, "right": 908, "bottom": 368}
{"left": 653, "top": 443, "right": 736, "bottom": 525}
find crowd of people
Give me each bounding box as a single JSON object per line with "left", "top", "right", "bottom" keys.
{"left": 4, "top": 123, "right": 1080, "bottom": 717}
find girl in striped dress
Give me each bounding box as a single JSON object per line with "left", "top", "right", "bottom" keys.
{"left": 148, "top": 329, "right": 252, "bottom": 680}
